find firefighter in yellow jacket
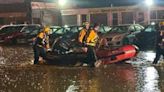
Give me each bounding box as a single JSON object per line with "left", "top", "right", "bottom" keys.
{"left": 78, "top": 22, "right": 91, "bottom": 45}
{"left": 33, "top": 26, "right": 51, "bottom": 64}
{"left": 78, "top": 23, "right": 99, "bottom": 67}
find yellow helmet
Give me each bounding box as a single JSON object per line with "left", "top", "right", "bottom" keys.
{"left": 44, "top": 26, "right": 51, "bottom": 34}
{"left": 83, "top": 22, "right": 90, "bottom": 26}
{"left": 159, "top": 21, "right": 164, "bottom": 26}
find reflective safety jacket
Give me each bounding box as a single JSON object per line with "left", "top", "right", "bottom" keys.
{"left": 78, "top": 28, "right": 87, "bottom": 44}
{"left": 86, "top": 29, "right": 99, "bottom": 46}
{"left": 78, "top": 28, "right": 98, "bottom": 47}
{"left": 34, "top": 31, "right": 50, "bottom": 49}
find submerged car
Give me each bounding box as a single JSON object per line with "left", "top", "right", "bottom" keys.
{"left": 44, "top": 25, "right": 139, "bottom": 66}
{"left": 135, "top": 25, "right": 157, "bottom": 50}
{"left": 49, "top": 26, "right": 83, "bottom": 46}
{"left": 102, "top": 24, "right": 144, "bottom": 47}
{"left": 49, "top": 25, "right": 111, "bottom": 46}
{"left": 0, "top": 24, "right": 41, "bottom": 44}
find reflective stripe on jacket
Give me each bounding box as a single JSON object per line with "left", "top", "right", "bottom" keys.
{"left": 78, "top": 28, "right": 87, "bottom": 43}
{"left": 86, "top": 29, "right": 99, "bottom": 47}
{"left": 34, "top": 31, "right": 50, "bottom": 49}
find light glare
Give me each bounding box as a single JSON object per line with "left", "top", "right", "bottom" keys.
{"left": 58, "top": 0, "right": 67, "bottom": 6}
{"left": 145, "top": 0, "right": 154, "bottom": 6}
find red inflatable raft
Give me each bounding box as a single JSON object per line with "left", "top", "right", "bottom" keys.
{"left": 46, "top": 45, "right": 139, "bottom": 66}
{"left": 96, "top": 45, "right": 138, "bottom": 64}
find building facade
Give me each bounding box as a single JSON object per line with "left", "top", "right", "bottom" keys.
{"left": 61, "top": 5, "right": 164, "bottom": 26}
{"left": 0, "top": 0, "right": 31, "bottom": 25}
{"left": 31, "top": 2, "right": 61, "bottom": 26}
{"left": 0, "top": 0, "right": 62, "bottom": 26}
{"left": 0, "top": 0, "right": 163, "bottom": 26}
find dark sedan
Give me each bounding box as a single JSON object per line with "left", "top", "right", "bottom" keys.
{"left": 101, "top": 24, "right": 144, "bottom": 47}
{"left": 0, "top": 24, "right": 41, "bottom": 44}
{"left": 135, "top": 25, "right": 157, "bottom": 50}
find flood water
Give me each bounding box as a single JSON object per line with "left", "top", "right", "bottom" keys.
{"left": 0, "top": 45, "right": 163, "bottom": 92}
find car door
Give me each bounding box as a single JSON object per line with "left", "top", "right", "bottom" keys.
{"left": 136, "top": 25, "right": 157, "bottom": 50}
{"left": 127, "top": 25, "right": 143, "bottom": 43}
{"left": 20, "top": 26, "right": 41, "bottom": 43}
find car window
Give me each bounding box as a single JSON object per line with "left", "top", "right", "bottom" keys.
{"left": 128, "top": 26, "right": 135, "bottom": 32}
{"left": 0, "top": 26, "right": 24, "bottom": 34}
{"left": 30, "top": 29, "right": 39, "bottom": 35}
{"left": 78, "top": 27, "right": 83, "bottom": 31}
{"left": 22, "top": 26, "right": 40, "bottom": 35}
{"left": 52, "top": 28, "right": 65, "bottom": 34}
{"left": 62, "top": 27, "right": 70, "bottom": 34}
{"left": 51, "top": 28, "right": 58, "bottom": 34}
{"left": 99, "top": 26, "right": 105, "bottom": 33}
{"left": 99, "top": 26, "right": 111, "bottom": 33}
{"left": 103, "top": 26, "right": 111, "bottom": 33}
{"left": 69, "top": 27, "right": 78, "bottom": 33}
{"left": 0, "top": 27, "right": 11, "bottom": 33}
{"left": 134, "top": 25, "right": 144, "bottom": 31}
{"left": 110, "top": 26, "right": 128, "bottom": 33}
{"left": 144, "top": 26, "right": 156, "bottom": 32}
{"left": 22, "top": 26, "right": 37, "bottom": 33}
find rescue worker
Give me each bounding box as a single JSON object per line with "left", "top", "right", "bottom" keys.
{"left": 33, "top": 26, "right": 51, "bottom": 64}
{"left": 153, "top": 22, "right": 164, "bottom": 64}
{"left": 78, "top": 23, "right": 99, "bottom": 67}
{"left": 78, "top": 22, "right": 91, "bottom": 46}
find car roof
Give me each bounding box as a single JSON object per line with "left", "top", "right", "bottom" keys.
{"left": 0, "top": 24, "right": 41, "bottom": 30}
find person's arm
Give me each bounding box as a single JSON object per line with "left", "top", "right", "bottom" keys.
{"left": 36, "top": 32, "right": 44, "bottom": 46}
{"left": 78, "top": 29, "right": 85, "bottom": 43}
{"left": 45, "top": 36, "right": 50, "bottom": 49}
{"left": 87, "top": 30, "right": 98, "bottom": 43}
{"left": 86, "top": 30, "right": 94, "bottom": 43}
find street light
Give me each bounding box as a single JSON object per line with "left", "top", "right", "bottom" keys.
{"left": 58, "top": 0, "right": 67, "bottom": 26}
{"left": 58, "top": 0, "right": 67, "bottom": 7}
{"left": 145, "top": 0, "right": 154, "bottom": 24}
{"left": 145, "top": 0, "right": 154, "bottom": 6}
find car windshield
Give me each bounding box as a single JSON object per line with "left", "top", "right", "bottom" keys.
{"left": 99, "top": 26, "right": 111, "bottom": 33}
{"left": 51, "top": 27, "right": 65, "bottom": 34}
{"left": 144, "top": 25, "right": 156, "bottom": 32}
{"left": 0, "top": 26, "right": 24, "bottom": 34}
{"left": 110, "top": 26, "right": 128, "bottom": 33}
{"left": 109, "top": 25, "right": 143, "bottom": 33}
{"left": 22, "top": 26, "right": 41, "bottom": 35}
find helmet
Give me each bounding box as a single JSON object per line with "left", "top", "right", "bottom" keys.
{"left": 159, "top": 22, "right": 164, "bottom": 31}
{"left": 83, "top": 22, "right": 90, "bottom": 26}
{"left": 159, "top": 22, "right": 164, "bottom": 26}
{"left": 44, "top": 26, "right": 51, "bottom": 34}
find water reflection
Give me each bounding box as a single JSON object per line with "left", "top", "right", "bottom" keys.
{"left": 0, "top": 64, "right": 138, "bottom": 92}
{"left": 0, "top": 45, "right": 164, "bottom": 92}
{"left": 0, "top": 45, "right": 33, "bottom": 65}
{"left": 145, "top": 51, "right": 156, "bottom": 62}
{"left": 137, "top": 66, "right": 160, "bottom": 92}
{"left": 144, "top": 67, "right": 160, "bottom": 92}
{"left": 0, "top": 64, "right": 163, "bottom": 92}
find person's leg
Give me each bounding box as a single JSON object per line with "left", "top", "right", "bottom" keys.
{"left": 84, "top": 46, "right": 89, "bottom": 64}
{"left": 88, "top": 46, "right": 97, "bottom": 67}
{"left": 33, "top": 46, "right": 39, "bottom": 64}
{"left": 153, "top": 51, "right": 161, "bottom": 64}
{"left": 40, "top": 47, "right": 47, "bottom": 60}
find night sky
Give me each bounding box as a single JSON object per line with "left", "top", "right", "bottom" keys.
{"left": 0, "top": 0, "right": 163, "bottom": 8}
{"left": 53, "top": 0, "right": 164, "bottom": 8}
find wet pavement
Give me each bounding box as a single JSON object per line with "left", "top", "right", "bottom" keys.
{"left": 0, "top": 45, "right": 164, "bottom": 92}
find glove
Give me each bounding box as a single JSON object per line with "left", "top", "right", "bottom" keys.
{"left": 47, "top": 48, "right": 52, "bottom": 52}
